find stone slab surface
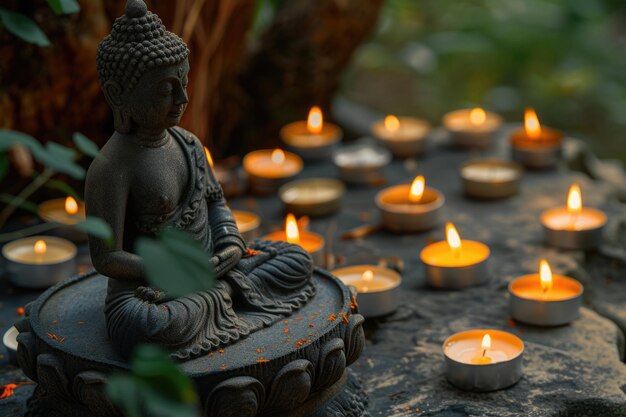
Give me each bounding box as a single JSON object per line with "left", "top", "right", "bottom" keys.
{"left": 2, "top": 127, "right": 626, "bottom": 416}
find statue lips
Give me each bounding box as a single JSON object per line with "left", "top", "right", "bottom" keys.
{"left": 168, "top": 106, "right": 184, "bottom": 121}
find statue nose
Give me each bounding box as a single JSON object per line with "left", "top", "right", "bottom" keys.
{"left": 174, "top": 85, "right": 189, "bottom": 105}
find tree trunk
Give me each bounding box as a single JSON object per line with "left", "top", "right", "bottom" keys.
{"left": 0, "top": 0, "right": 383, "bottom": 158}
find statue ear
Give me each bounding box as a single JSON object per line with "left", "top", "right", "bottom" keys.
{"left": 103, "top": 80, "right": 132, "bottom": 133}
{"left": 103, "top": 80, "right": 124, "bottom": 108}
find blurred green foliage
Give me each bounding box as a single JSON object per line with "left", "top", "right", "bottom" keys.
{"left": 342, "top": 0, "right": 626, "bottom": 162}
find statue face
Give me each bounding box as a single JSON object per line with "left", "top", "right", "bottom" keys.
{"left": 125, "top": 59, "right": 190, "bottom": 132}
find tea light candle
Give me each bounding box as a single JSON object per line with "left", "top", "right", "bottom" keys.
{"left": 331, "top": 265, "right": 401, "bottom": 317}
{"left": 371, "top": 115, "right": 431, "bottom": 158}
{"left": 3, "top": 326, "right": 18, "bottom": 365}
{"left": 261, "top": 214, "right": 325, "bottom": 264}
{"left": 243, "top": 149, "right": 303, "bottom": 194}
{"left": 443, "top": 329, "right": 524, "bottom": 392}
{"left": 420, "top": 223, "right": 490, "bottom": 289}
{"left": 38, "top": 196, "right": 87, "bottom": 242}
{"left": 541, "top": 184, "right": 607, "bottom": 250}
{"left": 279, "top": 178, "right": 345, "bottom": 217}
{"left": 280, "top": 106, "right": 343, "bottom": 159}
{"left": 442, "top": 107, "right": 503, "bottom": 148}
{"left": 510, "top": 108, "right": 564, "bottom": 169}
{"left": 2, "top": 236, "right": 77, "bottom": 288}
{"left": 232, "top": 210, "right": 261, "bottom": 242}
{"left": 509, "top": 259, "right": 583, "bottom": 326}
{"left": 376, "top": 175, "right": 444, "bottom": 233}
{"left": 460, "top": 159, "right": 523, "bottom": 199}
{"left": 332, "top": 143, "right": 391, "bottom": 184}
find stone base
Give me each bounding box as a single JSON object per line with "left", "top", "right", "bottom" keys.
{"left": 23, "top": 369, "right": 369, "bottom": 417}
{"left": 15, "top": 270, "right": 367, "bottom": 417}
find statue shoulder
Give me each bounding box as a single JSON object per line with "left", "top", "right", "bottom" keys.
{"left": 171, "top": 126, "right": 203, "bottom": 149}
{"left": 86, "top": 135, "right": 132, "bottom": 189}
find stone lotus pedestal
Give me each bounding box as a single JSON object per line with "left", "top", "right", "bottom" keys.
{"left": 15, "top": 269, "right": 367, "bottom": 417}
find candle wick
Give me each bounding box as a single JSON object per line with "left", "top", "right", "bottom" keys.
{"left": 482, "top": 349, "right": 487, "bottom": 358}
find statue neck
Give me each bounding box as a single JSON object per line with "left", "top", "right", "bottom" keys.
{"left": 132, "top": 128, "right": 170, "bottom": 148}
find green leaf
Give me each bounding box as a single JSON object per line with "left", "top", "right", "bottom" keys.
{"left": 136, "top": 229, "right": 215, "bottom": 297}
{"left": 72, "top": 132, "right": 102, "bottom": 159}
{"left": 0, "top": 8, "right": 50, "bottom": 47}
{"left": 0, "top": 129, "right": 40, "bottom": 151}
{"left": 72, "top": 216, "right": 113, "bottom": 240}
{"left": 46, "top": 0, "right": 80, "bottom": 15}
{"left": 41, "top": 142, "right": 85, "bottom": 179}
{"left": 106, "top": 345, "right": 200, "bottom": 417}
{"left": 0, "top": 129, "right": 86, "bottom": 179}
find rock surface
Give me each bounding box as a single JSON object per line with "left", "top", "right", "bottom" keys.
{"left": 1, "top": 126, "right": 626, "bottom": 416}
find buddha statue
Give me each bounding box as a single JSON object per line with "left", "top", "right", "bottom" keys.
{"left": 86, "top": 0, "right": 315, "bottom": 360}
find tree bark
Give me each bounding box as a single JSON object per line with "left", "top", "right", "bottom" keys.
{"left": 0, "top": 0, "right": 383, "bottom": 158}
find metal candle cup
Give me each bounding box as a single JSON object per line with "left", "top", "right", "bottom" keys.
{"left": 420, "top": 240, "right": 490, "bottom": 289}
{"left": 2, "top": 236, "right": 77, "bottom": 289}
{"left": 442, "top": 108, "right": 503, "bottom": 148}
{"left": 3, "top": 326, "right": 18, "bottom": 365}
{"left": 509, "top": 274, "right": 583, "bottom": 326}
{"left": 443, "top": 329, "right": 524, "bottom": 392}
{"left": 376, "top": 186, "right": 444, "bottom": 233}
{"left": 332, "top": 143, "right": 391, "bottom": 185}
{"left": 279, "top": 178, "right": 345, "bottom": 217}
{"left": 261, "top": 230, "right": 325, "bottom": 265}
{"left": 331, "top": 265, "right": 401, "bottom": 318}
{"left": 280, "top": 121, "right": 342, "bottom": 160}
{"left": 38, "top": 198, "right": 87, "bottom": 242}
{"left": 243, "top": 149, "right": 303, "bottom": 194}
{"left": 510, "top": 127, "right": 564, "bottom": 169}
{"left": 232, "top": 210, "right": 261, "bottom": 242}
{"left": 460, "top": 159, "right": 523, "bottom": 200}
{"left": 541, "top": 207, "right": 606, "bottom": 250}
{"left": 372, "top": 116, "right": 431, "bottom": 158}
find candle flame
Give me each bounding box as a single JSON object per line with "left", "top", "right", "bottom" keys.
{"left": 384, "top": 115, "right": 400, "bottom": 133}
{"left": 524, "top": 107, "right": 542, "bottom": 140}
{"left": 271, "top": 149, "right": 286, "bottom": 164}
{"left": 285, "top": 213, "right": 300, "bottom": 244}
{"left": 409, "top": 175, "right": 425, "bottom": 204}
{"left": 567, "top": 184, "right": 582, "bottom": 214}
{"left": 64, "top": 196, "right": 78, "bottom": 215}
{"left": 470, "top": 107, "right": 487, "bottom": 125}
{"left": 34, "top": 240, "right": 47, "bottom": 255}
{"left": 539, "top": 259, "right": 553, "bottom": 293}
{"left": 446, "top": 222, "right": 462, "bottom": 253}
{"left": 481, "top": 333, "right": 491, "bottom": 351}
{"left": 307, "top": 106, "right": 323, "bottom": 134}
{"left": 362, "top": 270, "right": 374, "bottom": 282}
{"left": 204, "top": 146, "right": 214, "bottom": 168}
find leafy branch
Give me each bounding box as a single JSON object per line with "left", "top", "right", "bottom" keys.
{"left": 0, "top": 0, "right": 80, "bottom": 46}
{"left": 107, "top": 230, "right": 216, "bottom": 417}
{"left": 0, "top": 129, "right": 112, "bottom": 241}
{"left": 107, "top": 345, "right": 200, "bottom": 417}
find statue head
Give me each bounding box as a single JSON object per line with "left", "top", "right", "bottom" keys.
{"left": 96, "top": 0, "right": 190, "bottom": 134}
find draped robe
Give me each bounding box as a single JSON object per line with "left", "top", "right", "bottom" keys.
{"left": 104, "top": 127, "right": 316, "bottom": 360}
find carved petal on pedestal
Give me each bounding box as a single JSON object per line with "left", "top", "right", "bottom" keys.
{"left": 344, "top": 314, "right": 365, "bottom": 366}
{"left": 36, "top": 354, "right": 71, "bottom": 399}
{"left": 205, "top": 376, "right": 264, "bottom": 417}
{"left": 316, "top": 338, "right": 346, "bottom": 391}
{"left": 266, "top": 359, "right": 314, "bottom": 413}
{"left": 73, "top": 371, "right": 121, "bottom": 417}
{"left": 16, "top": 331, "right": 38, "bottom": 382}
